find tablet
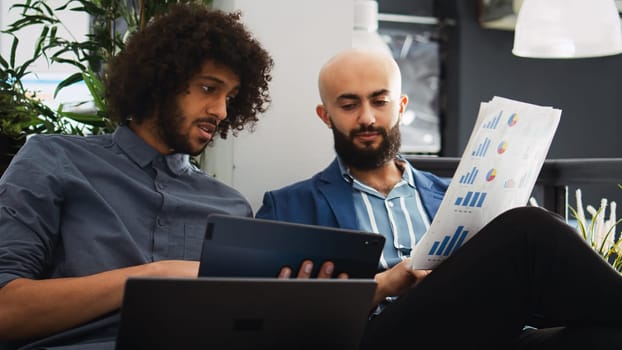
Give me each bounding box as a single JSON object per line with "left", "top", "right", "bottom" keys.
{"left": 197, "top": 214, "right": 385, "bottom": 279}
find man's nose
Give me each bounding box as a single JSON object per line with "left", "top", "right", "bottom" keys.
{"left": 357, "top": 103, "right": 376, "bottom": 125}
{"left": 209, "top": 95, "right": 228, "bottom": 120}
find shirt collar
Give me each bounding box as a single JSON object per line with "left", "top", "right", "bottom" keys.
{"left": 336, "top": 156, "right": 354, "bottom": 183}
{"left": 336, "top": 155, "right": 416, "bottom": 189}
{"left": 398, "top": 155, "right": 416, "bottom": 188}
{"left": 113, "top": 125, "right": 192, "bottom": 176}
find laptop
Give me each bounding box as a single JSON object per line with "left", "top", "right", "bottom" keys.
{"left": 198, "top": 214, "right": 385, "bottom": 279}
{"left": 116, "top": 277, "right": 377, "bottom": 350}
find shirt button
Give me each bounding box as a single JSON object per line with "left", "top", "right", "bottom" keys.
{"left": 156, "top": 183, "right": 164, "bottom": 190}
{"left": 387, "top": 202, "right": 394, "bottom": 208}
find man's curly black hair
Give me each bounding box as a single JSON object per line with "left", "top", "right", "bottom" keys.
{"left": 105, "top": 2, "right": 273, "bottom": 139}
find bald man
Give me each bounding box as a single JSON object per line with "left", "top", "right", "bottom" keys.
{"left": 257, "top": 48, "right": 622, "bottom": 348}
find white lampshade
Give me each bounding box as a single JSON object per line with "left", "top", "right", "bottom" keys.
{"left": 352, "top": 0, "right": 392, "bottom": 56}
{"left": 513, "top": 0, "right": 622, "bottom": 58}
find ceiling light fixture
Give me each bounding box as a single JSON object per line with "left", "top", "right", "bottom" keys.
{"left": 512, "top": 0, "right": 622, "bottom": 58}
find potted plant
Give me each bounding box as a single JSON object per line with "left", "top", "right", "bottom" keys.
{"left": 570, "top": 185, "right": 622, "bottom": 272}
{"left": 0, "top": 34, "right": 68, "bottom": 173}
{"left": 0, "top": 83, "right": 46, "bottom": 174}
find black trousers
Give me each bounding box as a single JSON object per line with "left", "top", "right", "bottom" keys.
{"left": 360, "top": 207, "right": 622, "bottom": 349}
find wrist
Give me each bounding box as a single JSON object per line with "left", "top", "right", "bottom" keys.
{"left": 372, "top": 271, "right": 388, "bottom": 307}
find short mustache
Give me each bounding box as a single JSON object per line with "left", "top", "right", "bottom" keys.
{"left": 195, "top": 116, "right": 220, "bottom": 126}
{"left": 350, "top": 125, "right": 387, "bottom": 138}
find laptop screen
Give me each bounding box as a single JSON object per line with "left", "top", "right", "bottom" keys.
{"left": 116, "top": 277, "right": 377, "bottom": 350}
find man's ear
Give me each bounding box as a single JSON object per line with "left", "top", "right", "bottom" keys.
{"left": 399, "top": 94, "right": 409, "bottom": 115}
{"left": 316, "top": 104, "right": 332, "bottom": 128}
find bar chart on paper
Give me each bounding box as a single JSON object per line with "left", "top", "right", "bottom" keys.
{"left": 459, "top": 166, "right": 479, "bottom": 184}
{"left": 483, "top": 111, "right": 502, "bottom": 129}
{"left": 471, "top": 137, "right": 491, "bottom": 157}
{"left": 454, "top": 191, "right": 487, "bottom": 208}
{"left": 427, "top": 226, "right": 469, "bottom": 257}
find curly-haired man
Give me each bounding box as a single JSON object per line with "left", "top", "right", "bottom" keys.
{"left": 0, "top": 3, "right": 272, "bottom": 349}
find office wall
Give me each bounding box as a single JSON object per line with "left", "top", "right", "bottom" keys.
{"left": 205, "top": 0, "right": 353, "bottom": 213}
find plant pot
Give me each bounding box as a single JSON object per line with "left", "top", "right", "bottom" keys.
{"left": 0, "top": 134, "right": 25, "bottom": 176}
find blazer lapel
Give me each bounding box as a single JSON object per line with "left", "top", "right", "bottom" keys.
{"left": 411, "top": 167, "right": 447, "bottom": 219}
{"left": 316, "top": 159, "right": 359, "bottom": 230}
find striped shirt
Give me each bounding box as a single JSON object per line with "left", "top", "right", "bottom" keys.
{"left": 337, "top": 156, "right": 431, "bottom": 270}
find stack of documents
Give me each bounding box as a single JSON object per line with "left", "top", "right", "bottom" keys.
{"left": 410, "top": 96, "right": 561, "bottom": 270}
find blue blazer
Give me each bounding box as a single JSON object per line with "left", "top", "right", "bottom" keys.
{"left": 256, "top": 158, "right": 449, "bottom": 229}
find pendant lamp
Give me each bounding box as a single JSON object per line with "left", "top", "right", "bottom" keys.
{"left": 512, "top": 0, "right": 622, "bottom": 58}
{"left": 352, "top": 0, "right": 392, "bottom": 55}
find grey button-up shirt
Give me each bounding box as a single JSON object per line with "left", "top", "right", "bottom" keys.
{"left": 0, "top": 126, "right": 252, "bottom": 287}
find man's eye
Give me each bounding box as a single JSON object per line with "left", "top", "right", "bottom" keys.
{"left": 374, "top": 100, "right": 389, "bottom": 106}
{"left": 201, "top": 85, "right": 216, "bottom": 93}
{"left": 341, "top": 104, "right": 356, "bottom": 110}
{"left": 226, "top": 96, "right": 235, "bottom": 105}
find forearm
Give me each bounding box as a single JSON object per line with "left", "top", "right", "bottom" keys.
{"left": 0, "top": 260, "right": 198, "bottom": 341}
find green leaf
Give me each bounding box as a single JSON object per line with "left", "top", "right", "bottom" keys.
{"left": 71, "top": 4, "right": 106, "bottom": 16}
{"left": 0, "top": 55, "right": 8, "bottom": 70}
{"left": 38, "top": 1, "right": 56, "bottom": 17}
{"left": 16, "top": 56, "right": 40, "bottom": 78}
{"left": 49, "top": 25, "right": 58, "bottom": 39}
{"left": 9, "top": 36, "right": 18, "bottom": 68}
{"left": 569, "top": 206, "right": 588, "bottom": 240}
{"left": 53, "top": 72, "right": 83, "bottom": 98}
{"left": 7, "top": 15, "right": 59, "bottom": 32}
{"left": 49, "top": 57, "right": 85, "bottom": 71}
{"left": 81, "top": 69, "right": 105, "bottom": 111}
{"left": 33, "top": 25, "right": 50, "bottom": 58}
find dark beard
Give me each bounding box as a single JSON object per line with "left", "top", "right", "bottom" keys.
{"left": 157, "top": 97, "right": 211, "bottom": 156}
{"left": 332, "top": 121, "right": 401, "bottom": 170}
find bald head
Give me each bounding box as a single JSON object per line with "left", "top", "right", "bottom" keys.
{"left": 318, "top": 48, "right": 402, "bottom": 105}
{"left": 315, "top": 48, "right": 408, "bottom": 171}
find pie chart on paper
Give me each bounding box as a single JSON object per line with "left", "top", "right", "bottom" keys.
{"left": 507, "top": 113, "right": 518, "bottom": 127}
{"left": 486, "top": 168, "right": 496, "bottom": 182}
